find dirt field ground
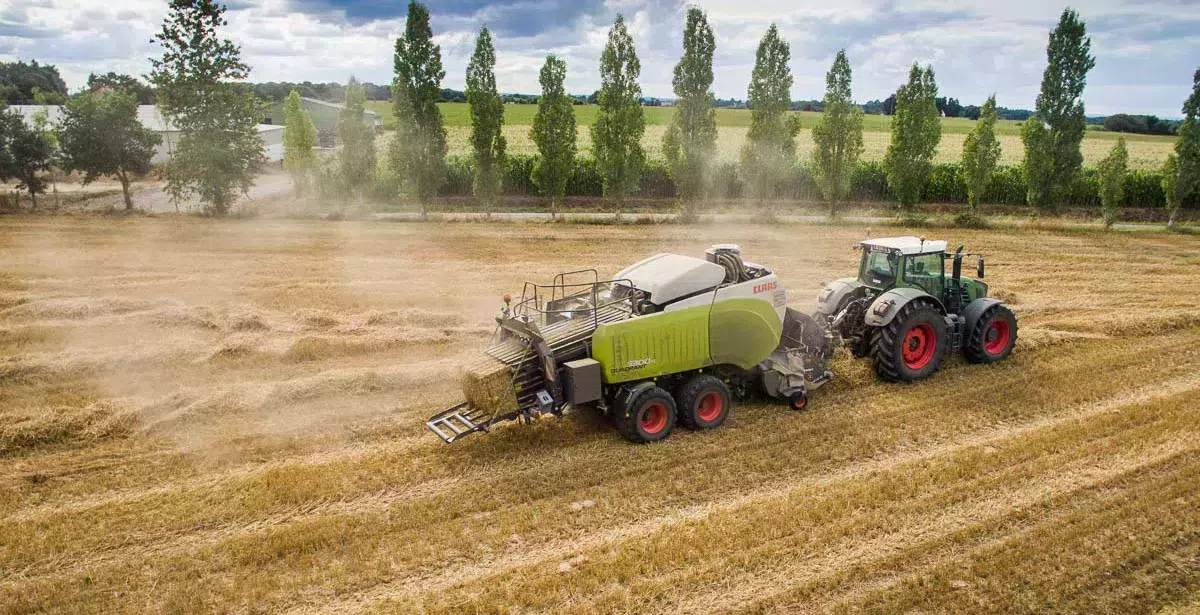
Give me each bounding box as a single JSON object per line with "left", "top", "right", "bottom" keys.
{"left": 1, "top": 217, "right": 1198, "bottom": 614}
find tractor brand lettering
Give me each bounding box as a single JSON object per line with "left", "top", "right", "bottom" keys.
{"left": 753, "top": 281, "right": 777, "bottom": 294}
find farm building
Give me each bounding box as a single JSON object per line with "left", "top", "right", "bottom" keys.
{"left": 10, "top": 104, "right": 285, "bottom": 164}
{"left": 265, "top": 96, "right": 382, "bottom": 146}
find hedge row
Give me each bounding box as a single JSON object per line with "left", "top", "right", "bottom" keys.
{"left": 435, "top": 154, "right": 1196, "bottom": 209}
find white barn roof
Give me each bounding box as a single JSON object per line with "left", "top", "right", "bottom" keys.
{"left": 12, "top": 104, "right": 278, "bottom": 135}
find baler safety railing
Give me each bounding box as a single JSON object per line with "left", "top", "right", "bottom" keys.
{"left": 510, "top": 274, "right": 638, "bottom": 331}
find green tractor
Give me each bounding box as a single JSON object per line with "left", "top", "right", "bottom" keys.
{"left": 813, "top": 236, "right": 1017, "bottom": 382}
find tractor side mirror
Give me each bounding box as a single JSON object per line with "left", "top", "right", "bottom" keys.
{"left": 976, "top": 255, "right": 985, "bottom": 278}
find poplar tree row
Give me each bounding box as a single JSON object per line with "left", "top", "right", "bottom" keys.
{"left": 303, "top": 2, "right": 1200, "bottom": 222}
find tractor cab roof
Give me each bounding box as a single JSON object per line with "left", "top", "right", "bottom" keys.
{"left": 860, "top": 236, "right": 948, "bottom": 255}
{"left": 613, "top": 253, "right": 726, "bottom": 304}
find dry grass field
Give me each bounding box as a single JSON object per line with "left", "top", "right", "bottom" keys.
{"left": 1, "top": 217, "right": 1199, "bottom": 614}
{"left": 439, "top": 125, "right": 1175, "bottom": 169}
{"left": 366, "top": 101, "right": 1178, "bottom": 170}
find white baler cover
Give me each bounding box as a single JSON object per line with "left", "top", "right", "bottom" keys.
{"left": 613, "top": 253, "right": 726, "bottom": 304}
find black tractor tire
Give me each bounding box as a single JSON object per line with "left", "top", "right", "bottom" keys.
{"left": 964, "top": 304, "right": 1018, "bottom": 364}
{"left": 676, "top": 374, "right": 731, "bottom": 429}
{"left": 788, "top": 390, "right": 809, "bottom": 411}
{"left": 614, "top": 385, "right": 677, "bottom": 443}
{"left": 870, "top": 300, "right": 947, "bottom": 383}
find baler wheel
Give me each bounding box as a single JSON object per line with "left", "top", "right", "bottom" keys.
{"left": 614, "top": 386, "right": 677, "bottom": 443}
{"left": 676, "top": 374, "right": 731, "bottom": 429}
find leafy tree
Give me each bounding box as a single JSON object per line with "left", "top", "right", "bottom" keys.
{"left": 1, "top": 110, "right": 53, "bottom": 207}
{"left": 530, "top": 55, "right": 576, "bottom": 219}
{"left": 389, "top": 1, "right": 447, "bottom": 216}
{"left": 1022, "top": 8, "right": 1094, "bottom": 212}
{"left": 1097, "top": 137, "right": 1128, "bottom": 229}
{"left": 466, "top": 27, "right": 506, "bottom": 213}
{"left": 0, "top": 60, "right": 68, "bottom": 104}
{"left": 31, "top": 88, "right": 66, "bottom": 105}
{"left": 57, "top": 89, "right": 161, "bottom": 210}
{"left": 340, "top": 79, "right": 376, "bottom": 206}
{"left": 1172, "top": 67, "right": 1200, "bottom": 228}
{"left": 884, "top": 63, "right": 941, "bottom": 209}
{"left": 740, "top": 24, "right": 799, "bottom": 202}
{"left": 662, "top": 7, "right": 717, "bottom": 219}
{"left": 282, "top": 89, "right": 317, "bottom": 196}
{"left": 592, "top": 15, "right": 645, "bottom": 206}
{"left": 86, "top": 72, "right": 156, "bottom": 104}
{"left": 812, "top": 49, "right": 864, "bottom": 219}
{"left": 149, "top": 0, "right": 263, "bottom": 216}
{"left": 961, "top": 95, "right": 1001, "bottom": 213}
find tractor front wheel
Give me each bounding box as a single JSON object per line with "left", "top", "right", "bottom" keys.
{"left": 614, "top": 386, "right": 677, "bottom": 443}
{"left": 676, "top": 374, "right": 731, "bottom": 429}
{"left": 870, "top": 301, "right": 947, "bottom": 382}
{"left": 965, "top": 304, "right": 1018, "bottom": 363}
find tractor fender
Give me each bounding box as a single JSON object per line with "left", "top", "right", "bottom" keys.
{"left": 612, "top": 380, "right": 659, "bottom": 420}
{"left": 960, "top": 297, "right": 1005, "bottom": 336}
{"left": 815, "top": 278, "right": 861, "bottom": 315}
{"left": 863, "top": 288, "right": 945, "bottom": 327}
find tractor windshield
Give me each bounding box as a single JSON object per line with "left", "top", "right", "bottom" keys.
{"left": 859, "top": 248, "right": 897, "bottom": 288}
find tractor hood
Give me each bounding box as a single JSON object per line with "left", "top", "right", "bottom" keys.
{"left": 613, "top": 253, "right": 726, "bottom": 304}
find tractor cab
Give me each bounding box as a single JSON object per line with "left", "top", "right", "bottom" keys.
{"left": 856, "top": 236, "right": 988, "bottom": 312}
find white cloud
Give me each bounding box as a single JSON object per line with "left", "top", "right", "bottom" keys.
{"left": 1, "top": 0, "right": 1197, "bottom": 116}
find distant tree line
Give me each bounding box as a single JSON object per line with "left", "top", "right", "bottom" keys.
{"left": 0, "top": 60, "right": 68, "bottom": 105}
{"left": 1101, "top": 113, "right": 1180, "bottom": 135}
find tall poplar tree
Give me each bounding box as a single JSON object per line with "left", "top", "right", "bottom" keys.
{"left": 149, "top": 0, "right": 263, "bottom": 216}
{"left": 811, "top": 49, "right": 863, "bottom": 219}
{"left": 1169, "top": 67, "right": 1200, "bottom": 228}
{"left": 740, "top": 24, "right": 798, "bottom": 202}
{"left": 530, "top": 55, "right": 576, "bottom": 219}
{"left": 884, "top": 63, "right": 941, "bottom": 209}
{"left": 961, "top": 95, "right": 1001, "bottom": 213}
{"left": 390, "top": 1, "right": 447, "bottom": 215}
{"left": 340, "top": 79, "right": 376, "bottom": 207}
{"left": 282, "top": 89, "right": 317, "bottom": 196}
{"left": 466, "top": 27, "right": 506, "bottom": 213}
{"left": 1097, "top": 137, "right": 1128, "bottom": 229}
{"left": 592, "top": 15, "right": 645, "bottom": 206}
{"left": 663, "top": 7, "right": 717, "bottom": 220}
{"left": 1021, "top": 8, "right": 1094, "bottom": 212}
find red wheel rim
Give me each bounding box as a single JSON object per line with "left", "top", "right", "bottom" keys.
{"left": 696, "top": 392, "right": 723, "bottom": 422}
{"left": 641, "top": 402, "right": 668, "bottom": 434}
{"left": 902, "top": 323, "right": 937, "bottom": 369}
{"left": 984, "top": 317, "right": 1011, "bottom": 355}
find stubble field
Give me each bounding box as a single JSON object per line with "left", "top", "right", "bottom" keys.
{"left": 1, "top": 217, "right": 1198, "bottom": 614}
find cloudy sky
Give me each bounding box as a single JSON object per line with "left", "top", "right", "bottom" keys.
{"left": 3, "top": 0, "right": 1198, "bottom": 116}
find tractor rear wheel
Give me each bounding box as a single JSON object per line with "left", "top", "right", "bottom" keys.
{"left": 614, "top": 386, "right": 677, "bottom": 443}
{"left": 676, "top": 374, "right": 731, "bottom": 429}
{"left": 870, "top": 300, "right": 947, "bottom": 382}
{"left": 965, "top": 304, "right": 1018, "bottom": 363}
